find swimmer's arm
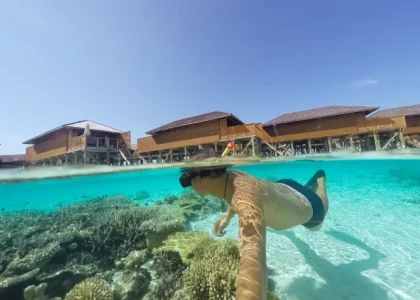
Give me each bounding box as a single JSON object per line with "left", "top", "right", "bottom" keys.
{"left": 213, "top": 206, "right": 236, "bottom": 237}
{"left": 231, "top": 190, "right": 267, "bottom": 300}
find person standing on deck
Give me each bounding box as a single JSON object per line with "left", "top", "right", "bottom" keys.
{"left": 178, "top": 147, "right": 330, "bottom": 300}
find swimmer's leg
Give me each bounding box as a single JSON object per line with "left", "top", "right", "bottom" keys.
{"left": 305, "top": 170, "right": 328, "bottom": 214}
{"left": 213, "top": 206, "right": 236, "bottom": 237}
{"left": 304, "top": 170, "right": 329, "bottom": 231}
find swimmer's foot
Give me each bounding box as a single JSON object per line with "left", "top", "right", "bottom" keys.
{"left": 305, "top": 169, "right": 329, "bottom": 215}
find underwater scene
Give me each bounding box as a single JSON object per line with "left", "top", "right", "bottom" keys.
{"left": 0, "top": 154, "right": 420, "bottom": 300}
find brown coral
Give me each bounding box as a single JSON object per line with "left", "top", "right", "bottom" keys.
{"left": 64, "top": 278, "right": 113, "bottom": 300}
{"left": 182, "top": 236, "right": 240, "bottom": 300}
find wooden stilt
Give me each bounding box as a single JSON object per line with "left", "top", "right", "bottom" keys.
{"left": 170, "top": 150, "right": 173, "bottom": 163}
{"left": 307, "top": 139, "right": 312, "bottom": 154}
{"left": 349, "top": 135, "right": 354, "bottom": 149}
{"left": 158, "top": 151, "right": 162, "bottom": 163}
{"left": 106, "top": 151, "right": 110, "bottom": 165}
{"left": 184, "top": 147, "right": 187, "bottom": 160}
{"left": 83, "top": 150, "right": 87, "bottom": 164}
{"left": 399, "top": 130, "right": 406, "bottom": 148}
{"left": 290, "top": 141, "right": 294, "bottom": 155}
{"left": 373, "top": 132, "right": 381, "bottom": 150}
{"left": 251, "top": 137, "right": 256, "bottom": 156}
{"left": 327, "top": 137, "right": 332, "bottom": 153}
{"left": 232, "top": 140, "right": 236, "bottom": 156}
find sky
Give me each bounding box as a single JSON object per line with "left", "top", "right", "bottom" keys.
{"left": 1, "top": 1, "right": 420, "bottom": 154}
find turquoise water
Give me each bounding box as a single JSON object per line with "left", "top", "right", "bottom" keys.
{"left": 1, "top": 157, "right": 420, "bottom": 299}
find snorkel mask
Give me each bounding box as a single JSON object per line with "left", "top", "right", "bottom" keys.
{"left": 178, "top": 142, "right": 234, "bottom": 188}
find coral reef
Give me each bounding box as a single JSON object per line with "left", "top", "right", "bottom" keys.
{"left": 0, "top": 195, "right": 185, "bottom": 299}
{"left": 165, "top": 190, "right": 227, "bottom": 221}
{"left": 64, "top": 278, "right": 113, "bottom": 300}
{"left": 0, "top": 190, "right": 279, "bottom": 300}
{"left": 23, "top": 282, "right": 49, "bottom": 300}
{"left": 182, "top": 234, "right": 240, "bottom": 299}
{"left": 155, "top": 231, "right": 278, "bottom": 300}
{"left": 142, "top": 251, "right": 186, "bottom": 300}
{"left": 153, "top": 231, "right": 209, "bottom": 264}
{"left": 111, "top": 249, "right": 152, "bottom": 300}
{"left": 133, "top": 190, "right": 150, "bottom": 201}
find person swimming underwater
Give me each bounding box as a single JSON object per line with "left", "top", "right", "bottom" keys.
{"left": 178, "top": 147, "right": 330, "bottom": 300}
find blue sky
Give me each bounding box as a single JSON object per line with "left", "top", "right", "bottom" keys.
{"left": 1, "top": 1, "right": 420, "bottom": 154}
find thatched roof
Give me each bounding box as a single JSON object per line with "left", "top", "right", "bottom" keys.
{"left": 368, "top": 104, "right": 420, "bottom": 119}
{"left": 23, "top": 120, "right": 124, "bottom": 144}
{"left": 146, "top": 111, "right": 244, "bottom": 135}
{"left": 263, "top": 105, "right": 379, "bottom": 127}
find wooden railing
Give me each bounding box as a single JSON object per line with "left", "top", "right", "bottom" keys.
{"left": 85, "top": 136, "right": 120, "bottom": 149}
{"left": 358, "top": 117, "right": 406, "bottom": 133}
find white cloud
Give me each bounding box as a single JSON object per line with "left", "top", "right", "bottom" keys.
{"left": 353, "top": 76, "right": 379, "bottom": 87}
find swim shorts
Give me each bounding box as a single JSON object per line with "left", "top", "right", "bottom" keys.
{"left": 276, "top": 178, "right": 326, "bottom": 229}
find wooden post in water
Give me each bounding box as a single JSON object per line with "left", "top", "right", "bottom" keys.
{"left": 327, "top": 137, "right": 332, "bottom": 153}
{"left": 290, "top": 141, "right": 294, "bottom": 155}
{"left": 83, "top": 150, "right": 87, "bottom": 164}
{"left": 399, "top": 130, "right": 406, "bottom": 148}
{"left": 106, "top": 150, "right": 110, "bottom": 165}
{"left": 373, "top": 132, "right": 381, "bottom": 150}
{"left": 251, "top": 137, "right": 256, "bottom": 156}
{"left": 349, "top": 135, "right": 354, "bottom": 149}
{"left": 307, "top": 139, "right": 312, "bottom": 154}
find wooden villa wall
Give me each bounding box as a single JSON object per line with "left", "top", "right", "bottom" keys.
{"left": 137, "top": 119, "right": 274, "bottom": 153}
{"left": 357, "top": 116, "right": 406, "bottom": 133}
{"left": 266, "top": 113, "right": 409, "bottom": 143}
{"left": 25, "top": 128, "right": 69, "bottom": 161}
{"left": 404, "top": 115, "right": 420, "bottom": 134}
{"left": 137, "top": 119, "right": 221, "bottom": 152}
{"left": 267, "top": 113, "right": 364, "bottom": 142}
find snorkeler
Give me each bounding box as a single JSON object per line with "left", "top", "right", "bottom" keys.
{"left": 178, "top": 147, "right": 329, "bottom": 300}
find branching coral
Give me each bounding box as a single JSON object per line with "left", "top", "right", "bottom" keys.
{"left": 182, "top": 235, "right": 240, "bottom": 300}
{"left": 0, "top": 268, "right": 40, "bottom": 288}
{"left": 5, "top": 242, "right": 63, "bottom": 274}
{"left": 64, "top": 278, "right": 113, "bottom": 300}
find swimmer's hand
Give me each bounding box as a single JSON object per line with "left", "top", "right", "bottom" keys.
{"left": 213, "top": 217, "right": 228, "bottom": 237}
{"left": 212, "top": 207, "right": 236, "bottom": 237}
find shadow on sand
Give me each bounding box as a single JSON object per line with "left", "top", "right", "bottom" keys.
{"left": 280, "top": 230, "right": 389, "bottom": 300}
